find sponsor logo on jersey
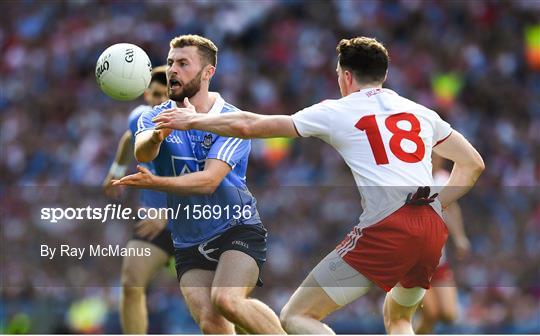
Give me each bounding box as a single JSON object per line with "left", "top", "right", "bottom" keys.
{"left": 165, "top": 134, "right": 183, "bottom": 144}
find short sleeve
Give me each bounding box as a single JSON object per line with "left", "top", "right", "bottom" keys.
{"left": 135, "top": 106, "right": 162, "bottom": 136}
{"left": 432, "top": 113, "right": 453, "bottom": 146}
{"left": 207, "top": 136, "right": 250, "bottom": 168}
{"left": 291, "top": 101, "right": 332, "bottom": 142}
{"left": 128, "top": 105, "right": 152, "bottom": 137}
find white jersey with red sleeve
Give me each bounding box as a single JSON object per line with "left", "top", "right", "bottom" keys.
{"left": 292, "top": 88, "right": 453, "bottom": 228}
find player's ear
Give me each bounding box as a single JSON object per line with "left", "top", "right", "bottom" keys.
{"left": 345, "top": 70, "right": 354, "bottom": 86}
{"left": 204, "top": 64, "right": 216, "bottom": 81}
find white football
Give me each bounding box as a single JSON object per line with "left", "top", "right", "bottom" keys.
{"left": 95, "top": 43, "right": 152, "bottom": 101}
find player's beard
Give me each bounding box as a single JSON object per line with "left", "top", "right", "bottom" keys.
{"left": 168, "top": 68, "right": 203, "bottom": 102}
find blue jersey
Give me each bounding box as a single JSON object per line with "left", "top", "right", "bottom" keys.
{"left": 128, "top": 105, "right": 168, "bottom": 210}
{"left": 136, "top": 94, "right": 261, "bottom": 248}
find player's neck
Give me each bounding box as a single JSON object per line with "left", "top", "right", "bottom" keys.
{"left": 354, "top": 82, "right": 383, "bottom": 93}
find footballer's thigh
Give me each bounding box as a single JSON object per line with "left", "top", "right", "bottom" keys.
{"left": 180, "top": 269, "right": 234, "bottom": 334}
{"left": 282, "top": 250, "right": 371, "bottom": 321}
{"left": 211, "top": 223, "right": 268, "bottom": 296}
{"left": 212, "top": 249, "right": 258, "bottom": 294}
{"left": 209, "top": 227, "right": 286, "bottom": 335}
{"left": 210, "top": 250, "right": 258, "bottom": 315}
{"left": 281, "top": 273, "right": 340, "bottom": 325}
{"left": 121, "top": 239, "right": 169, "bottom": 287}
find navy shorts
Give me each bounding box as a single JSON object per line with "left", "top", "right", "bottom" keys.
{"left": 132, "top": 227, "right": 175, "bottom": 257}
{"left": 174, "top": 224, "right": 268, "bottom": 287}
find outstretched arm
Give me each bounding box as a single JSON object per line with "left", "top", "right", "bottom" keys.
{"left": 112, "top": 158, "right": 231, "bottom": 196}
{"left": 191, "top": 112, "right": 298, "bottom": 139}
{"left": 152, "top": 97, "right": 299, "bottom": 139}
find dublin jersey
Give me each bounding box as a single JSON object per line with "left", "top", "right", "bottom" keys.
{"left": 128, "top": 105, "right": 168, "bottom": 210}
{"left": 136, "top": 93, "right": 261, "bottom": 248}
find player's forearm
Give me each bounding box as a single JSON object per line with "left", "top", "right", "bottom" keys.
{"left": 105, "top": 131, "right": 133, "bottom": 180}
{"left": 134, "top": 131, "right": 162, "bottom": 163}
{"left": 187, "top": 112, "right": 259, "bottom": 138}
{"left": 438, "top": 162, "right": 484, "bottom": 207}
{"left": 116, "top": 131, "right": 134, "bottom": 166}
{"left": 150, "top": 172, "right": 220, "bottom": 196}
{"left": 189, "top": 112, "right": 296, "bottom": 138}
{"left": 443, "top": 202, "right": 467, "bottom": 241}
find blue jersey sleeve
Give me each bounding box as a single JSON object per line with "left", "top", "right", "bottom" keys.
{"left": 207, "top": 136, "right": 251, "bottom": 168}
{"left": 135, "top": 100, "right": 174, "bottom": 136}
{"left": 128, "top": 105, "right": 152, "bottom": 137}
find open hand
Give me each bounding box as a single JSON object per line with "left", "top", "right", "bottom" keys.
{"left": 112, "top": 165, "right": 156, "bottom": 189}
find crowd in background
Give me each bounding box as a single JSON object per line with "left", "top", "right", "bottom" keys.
{"left": 1, "top": 0, "right": 539, "bottom": 333}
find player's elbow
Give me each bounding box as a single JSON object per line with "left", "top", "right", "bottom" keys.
{"left": 134, "top": 142, "right": 158, "bottom": 163}
{"left": 234, "top": 113, "right": 263, "bottom": 139}
{"left": 476, "top": 156, "right": 485, "bottom": 173}
{"left": 197, "top": 185, "right": 218, "bottom": 195}
{"left": 471, "top": 153, "right": 485, "bottom": 177}
{"left": 457, "top": 150, "right": 485, "bottom": 180}
{"left": 233, "top": 121, "right": 253, "bottom": 139}
{"left": 134, "top": 149, "right": 153, "bottom": 163}
{"left": 196, "top": 175, "right": 221, "bottom": 195}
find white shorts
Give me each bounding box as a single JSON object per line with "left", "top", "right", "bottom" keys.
{"left": 311, "top": 250, "right": 372, "bottom": 306}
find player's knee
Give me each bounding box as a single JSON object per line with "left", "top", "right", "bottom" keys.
{"left": 279, "top": 303, "right": 313, "bottom": 332}
{"left": 211, "top": 290, "right": 241, "bottom": 320}
{"left": 382, "top": 308, "right": 395, "bottom": 331}
{"left": 383, "top": 308, "right": 412, "bottom": 334}
{"left": 199, "top": 312, "right": 232, "bottom": 334}
{"left": 384, "top": 289, "right": 423, "bottom": 333}
{"left": 383, "top": 312, "right": 395, "bottom": 333}
{"left": 121, "top": 285, "right": 145, "bottom": 301}
{"left": 385, "top": 317, "right": 412, "bottom": 333}
{"left": 279, "top": 305, "right": 292, "bottom": 330}
{"left": 121, "top": 266, "right": 145, "bottom": 288}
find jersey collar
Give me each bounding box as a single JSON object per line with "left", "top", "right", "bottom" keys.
{"left": 357, "top": 87, "right": 397, "bottom": 96}
{"left": 207, "top": 92, "right": 225, "bottom": 115}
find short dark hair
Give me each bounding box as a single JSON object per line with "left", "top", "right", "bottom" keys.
{"left": 336, "top": 37, "right": 389, "bottom": 84}
{"left": 169, "top": 34, "right": 218, "bottom": 67}
{"left": 150, "top": 65, "right": 167, "bottom": 86}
